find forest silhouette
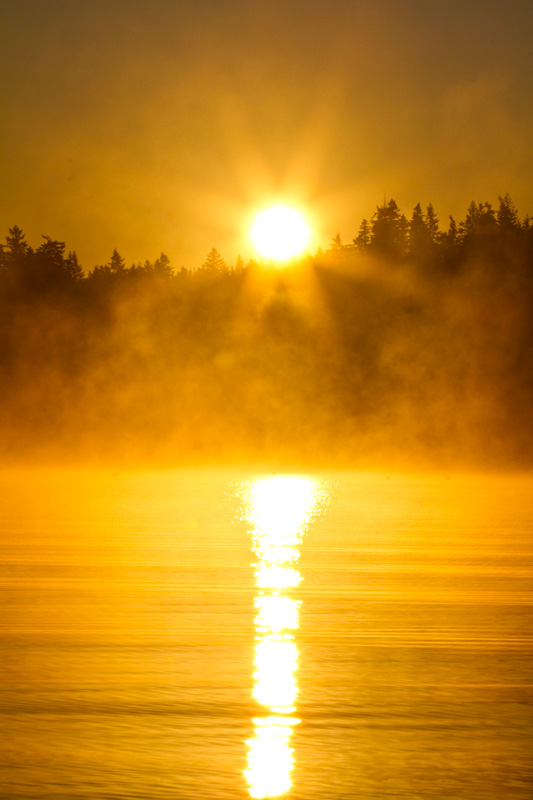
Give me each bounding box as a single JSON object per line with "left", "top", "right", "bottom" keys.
{"left": 1, "top": 195, "right": 532, "bottom": 468}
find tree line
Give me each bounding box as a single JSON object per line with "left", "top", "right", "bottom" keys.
{"left": 0, "top": 229, "right": 242, "bottom": 289}
{"left": 1, "top": 194, "right": 531, "bottom": 286}
{"left": 1, "top": 195, "right": 532, "bottom": 467}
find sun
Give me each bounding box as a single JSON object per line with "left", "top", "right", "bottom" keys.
{"left": 250, "top": 204, "right": 311, "bottom": 261}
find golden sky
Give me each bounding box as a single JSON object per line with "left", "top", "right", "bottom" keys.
{"left": 2, "top": 0, "right": 532, "bottom": 269}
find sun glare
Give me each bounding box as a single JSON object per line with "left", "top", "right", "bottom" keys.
{"left": 250, "top": 204, "right": 311, "bottom": 261}
{"left": 243, "top": 475, "right": 322, "bottom": 799}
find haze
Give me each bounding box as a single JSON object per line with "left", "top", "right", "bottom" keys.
{"left": 2, "top": 7, "right": 533, "bottom": 796}
{"left": 2, "top": 0, "right": 533, "bottom": 269}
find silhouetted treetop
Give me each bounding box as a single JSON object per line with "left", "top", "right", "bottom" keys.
{"left": 108, "top": 249, "right": 126, "bottom": 273}
{"left": 154, "top": 252, "right": 172, "bottom": 276}
{"left": 354, "top": 219, "right": 371, "bottom": 252}
{"left": 200, "top": 248, "right": 227, "bottom": 273}
{"left": 370, "top": 199, "right": 409, "bottom": 259}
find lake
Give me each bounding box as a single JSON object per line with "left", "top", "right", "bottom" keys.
{"left": 1, "top": 468, "right": 532, "bottom": 799}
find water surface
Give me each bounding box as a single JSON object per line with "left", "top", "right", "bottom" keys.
{"left": 1, "top": 469, "right": 532, "bottom": 799}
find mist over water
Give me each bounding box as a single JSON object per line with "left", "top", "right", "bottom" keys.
{"left": 1, "top": 196, "right": 532, "bottom": 470}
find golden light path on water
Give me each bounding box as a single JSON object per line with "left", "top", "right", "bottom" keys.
{"left": 242, "top": 475, "right": 326, "bottom": 799}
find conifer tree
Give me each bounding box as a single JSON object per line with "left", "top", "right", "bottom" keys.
{"left": 497, "top": 194, "right": 520, "bottom": 231}
{"left": 201, "top": 248, "right": 226, "bottom": 272}
{"left": 65, "top": 251, "right": 84, "bottom": 281}
{"left": 108, "top": 249, "right": 126, "bottom": 273}
{"left": 408, "top": 203, "right": 430, "bottom": 259}
{"left": 2, "top": 226, "right": 31, "bottom": 277}
{"left": 329, "top": 233, "right": 344, "bottom": 251}
{"left": 370, "top": 199, "right": 408, "bottom": 259}
{"left": 425, "top": 204, "right": 439, "bottom": 241}
{"left": 153, "top": 252, "right": 172, "bottom": 276}
{"left": 354, "top": 219, "right": 371, "bottom": 252}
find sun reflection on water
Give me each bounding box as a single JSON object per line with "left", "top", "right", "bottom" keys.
{"left": 242, "top": 475, "right": 324, "bottom": 799}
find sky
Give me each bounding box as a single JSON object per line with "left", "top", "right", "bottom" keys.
{"left": 2, "top": 0, "right": 532, "bottom": 270}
